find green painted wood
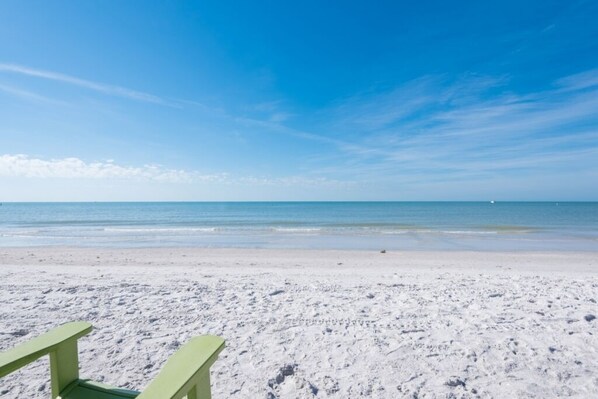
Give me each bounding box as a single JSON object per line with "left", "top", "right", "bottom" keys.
{"left": 60, "top": 380, "right": 140, "bottom": 399}
{"left": 187, "top": 372, "right": 212, "bottom": 399}
{"left": 0, "top": 321, "right": 92, "bottom": 379}
{"left": 50, "top": 340, "right": 80, "bottom": 397}
{"left": 136, "top": 336, "right": 224, "bottom": 399}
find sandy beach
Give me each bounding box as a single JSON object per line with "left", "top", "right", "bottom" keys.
{"left": 1, "top": 247, "right": 597, "bottom": 398}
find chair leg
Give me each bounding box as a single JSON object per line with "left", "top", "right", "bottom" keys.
{"left": 187, "top": 372, "right": 211, "bottom": 399}
{"left": 49, "top": 340, "right": 80, "bottom": 398}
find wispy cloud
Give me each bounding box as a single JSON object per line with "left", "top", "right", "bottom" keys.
{"left": 0, "top": 83, "right": 68, "bottom": 105}
{"left": 0, "top": 63, "right": 170, "bottom": 105}
{"left": 237, "top": 175, "right": 353, "bottom": 188}
{"left": 314, "top": 69, "right": 598, "bottom": 182}
{"left": 0, "top": 62, "right": 345, "bottom": 149}
{"left": 555, "top": 68, "right": 598, "bottom": 91}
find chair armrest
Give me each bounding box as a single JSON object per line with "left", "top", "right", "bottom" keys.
{"left": 137, "top": 335, "right": 225, "bottom": 399}
{"left": 0, "top": 321, "right": 92, "bottom": 378}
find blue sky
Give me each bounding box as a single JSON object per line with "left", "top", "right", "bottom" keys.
{"left": 0, "top": 0, "right": 597, "bottom": 200}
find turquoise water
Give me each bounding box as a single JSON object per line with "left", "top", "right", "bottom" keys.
{"left": 1, "top": 202, "right": 597, "bottom": 250}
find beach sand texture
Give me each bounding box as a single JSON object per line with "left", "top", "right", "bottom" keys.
{"left": 1, "top": 248, "right": 597, "bottom": 398}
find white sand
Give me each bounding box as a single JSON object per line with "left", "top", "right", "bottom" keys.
{"left": 1, "top": 248, "right": 597, "bottom": 398}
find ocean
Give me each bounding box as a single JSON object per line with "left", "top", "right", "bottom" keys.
{"left": 0, "top": 202, "right": 597, "bottom": 251}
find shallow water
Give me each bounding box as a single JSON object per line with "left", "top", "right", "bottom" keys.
{"left": 0, "top": 202, "right": 597, "bottom": 250}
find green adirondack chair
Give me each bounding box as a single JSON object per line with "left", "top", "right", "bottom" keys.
{"left": 0, "top": 321, "right": 225, "bottom": 399}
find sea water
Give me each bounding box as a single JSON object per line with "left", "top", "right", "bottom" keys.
{"left": 0, "top": 202, "right": 597, "bottom": 251}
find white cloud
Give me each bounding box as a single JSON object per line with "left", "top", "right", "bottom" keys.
{"left": 0, "top": 154, "right": 346, "bottom": 189}
{"left": 0, "top": 154, "right": 226, "bottom": 183}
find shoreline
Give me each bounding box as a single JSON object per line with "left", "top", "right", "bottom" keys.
{"left": 1, "top": 246, "right": 598, "bottom": 274}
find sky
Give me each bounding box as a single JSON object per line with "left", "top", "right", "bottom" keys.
{"left": 0, "top": 0, "right": 597, "bottom": 201}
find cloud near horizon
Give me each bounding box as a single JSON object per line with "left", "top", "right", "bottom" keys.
{"left": 0, "top": 154, "right": 349, "bottom": 190}
{"left": 0, "top": 154, "right": 220, "bottom": 183}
